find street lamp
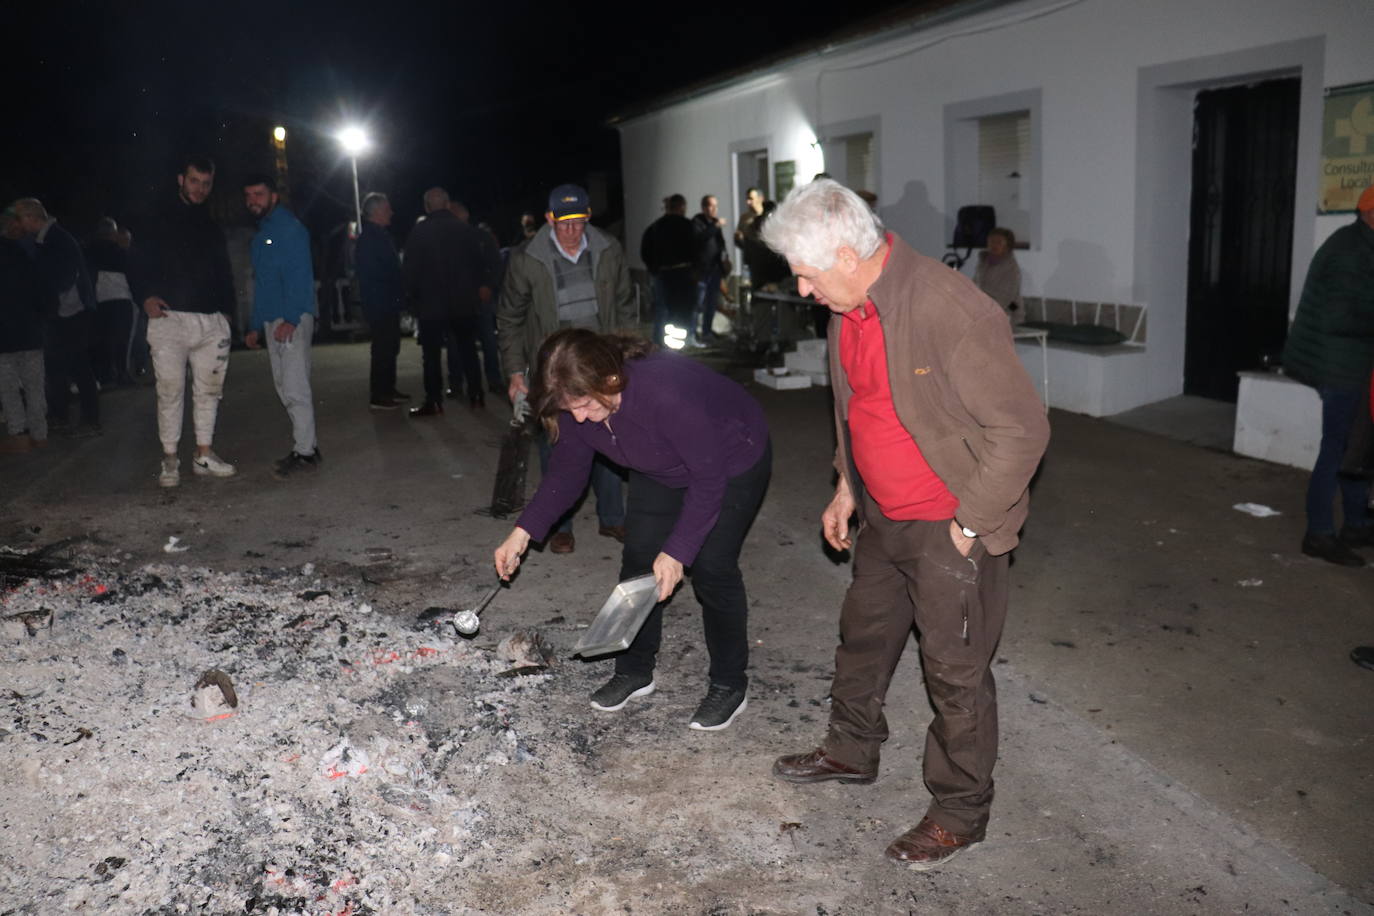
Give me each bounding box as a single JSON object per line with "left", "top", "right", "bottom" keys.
{"left": 336, "top": 125, "right": 370, "bottom": 233}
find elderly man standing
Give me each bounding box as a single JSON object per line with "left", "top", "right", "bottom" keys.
{"left": 355, "top": 192, "right": 408, "bottom": 410}
{"left": 13, "top": 197, "right": 100, "bottom": 437}
{"left": 243, "top": 174, "right": 321, "bottom": 479}
{"left": 764, "top": 180, "right": 1049, "bottom": 870}
{"left": 128, "top": 156, "right": 237, "bottom": 486}
{"left": 497, "top": 183, "right": 634, "bottom": 554}
{"left": 1280, "top": 183, "right": 1374, "bottom": 567}
{"left": 691, "top": 194, "right": 729, "bottom": 345}
{"left": 403, "top": 187, "right": 496, "bottom": 415}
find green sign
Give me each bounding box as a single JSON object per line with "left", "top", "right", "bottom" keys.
{"left": 1320, "top": 82, "right": 1374, "bottom": 213}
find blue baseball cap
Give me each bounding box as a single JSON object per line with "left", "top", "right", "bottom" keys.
{"left": 548, "top": 183, "right": 590, "bottom": 221}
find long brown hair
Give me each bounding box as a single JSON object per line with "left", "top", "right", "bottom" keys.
{"left": 531, "top": 330, "right": 655, "bottom": 441}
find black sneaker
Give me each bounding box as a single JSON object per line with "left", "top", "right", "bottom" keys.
{"left": 1351, "top": 646, "right": 1374, "bottom": 671}
{"left": 1302, "top": 532, "right": 1366, "bottom": 567}
{"left": 272, "top": 449, "right": 322, "bottom": 480}
{"left": 589, "top": 672, "right": 655, "bottom": 712}
{"left": 688, "top": 683, "right": 747, "bottom": 731}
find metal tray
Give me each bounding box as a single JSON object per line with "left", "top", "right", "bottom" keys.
{"left": 572, "top": 574, "right": 660, "bottom": 658}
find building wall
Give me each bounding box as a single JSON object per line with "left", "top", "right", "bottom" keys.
{"left": 618, "top": 0, "right": 1372, "bottom": 417}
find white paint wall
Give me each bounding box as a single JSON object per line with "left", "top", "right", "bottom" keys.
{"left": 618, "top": 0, "right": 1373, "bottom": 420}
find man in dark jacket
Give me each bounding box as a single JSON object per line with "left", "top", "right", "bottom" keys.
{"left": 640, "top": 193, "right": 697, "bottom": 347}
{"left": 128, "top": 156, "right": 238, "bottom": 488}
{"left": 403, "top": 186, "right": 498, "bottom": 415}
{"left": 1280, "top": 183, "right": 1374, "bottom": 566}
{"left": 0, "top": 208, "right": 52, "bottom": 452}
{"left": 691, "top": 194, "right": 729, "bottom": 345}
{"left": 355, "top": 192, "right": 408, "bottom": 409}
{"left": 13, "top": 198, "right": 100, "bottom": 436}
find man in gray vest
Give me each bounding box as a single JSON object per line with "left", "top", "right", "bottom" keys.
{"left": 497, "top": 183, "right": 635, "bottom": 554}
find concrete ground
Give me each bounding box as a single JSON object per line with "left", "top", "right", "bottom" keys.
{"left": 2, "top": 340, "right": 1371, "bottom": 913}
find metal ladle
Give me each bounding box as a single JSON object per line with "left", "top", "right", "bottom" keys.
{"left": 454, "top": 581, "right": 502, "bottom": 635}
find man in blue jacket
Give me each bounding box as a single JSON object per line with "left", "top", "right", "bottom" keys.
{"left": 355, "top": 192, "right": 408, "bottom": 410}
{"left": 243, "top": 174, "right": 320, "bottom": 479}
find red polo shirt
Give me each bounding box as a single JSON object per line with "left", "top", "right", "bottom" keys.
{"left": 840, "top": 292, "right": 959, "bottom": 521}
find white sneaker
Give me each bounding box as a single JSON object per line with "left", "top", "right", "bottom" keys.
{"left": 159, "top": 455, "right": 180, "bottom": 488}
{"left": 192, "top": 451, "right": 236, "bottom": 478}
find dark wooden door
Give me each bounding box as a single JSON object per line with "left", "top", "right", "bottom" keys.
{"left": 1185, "top": 78, "right": 1299, "bottom": 401}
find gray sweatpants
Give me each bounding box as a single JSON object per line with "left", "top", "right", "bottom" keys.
{"left": 265, "top": 314, "right": 317, "bottom": 456}
{"left": 0, "top": 349, "right": 47, "bottom": 439}
{"left": 148, "top": 310, "right": 230, "bottom": 453}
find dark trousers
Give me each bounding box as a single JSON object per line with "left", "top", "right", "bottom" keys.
{"left": 420, "top": 314, "right": 480, "bottom": 406}
{"left": 368, "top": 312, "right": 401, "bottom": 401}
{"left": 1305, "top": 385, "right": 1372, "bottom": 535}
{"left": 694, "top": 267, "right": 721, "bottom": 341}
{"left": 448, "top": 302, "right": 503, "bottom": 394}
{"left": 615, "top": 440, "right": 772, "bottom": 690}
{"left": 652, "top": 269, "right": 697, "bottom": 345}
{"left": 45, "top": 312, "right": 99, "bottom": 426}
{"left": 824, "top": 498, "right": 1009, "bottom": 840}
{"left": 93, "top": 299, "right": 135, "bottom": 384}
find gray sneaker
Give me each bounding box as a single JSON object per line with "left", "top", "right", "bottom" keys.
{"left": 192, "top": 451, "right": 236, "bottom": 478}
{"left": 158, "top": 455, "right": 180, "bottom": 488}
{"left": 689, "top": 683, "right": 747, "bottom": 731}
{"left": 589, "top": 673, "right": 655, "bottom": 712}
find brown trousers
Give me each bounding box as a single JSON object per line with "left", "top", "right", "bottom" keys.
{"left": 824, "top": 499, "right": 1009, "bottom": 839}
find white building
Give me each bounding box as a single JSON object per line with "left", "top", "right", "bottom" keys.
{"left": 614, "top": 0, "right": 1373, "bottom": 469}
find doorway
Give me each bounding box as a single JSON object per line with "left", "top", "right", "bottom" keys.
{"left": 1184, "top": 77, "right": 1299, "bottom": 401}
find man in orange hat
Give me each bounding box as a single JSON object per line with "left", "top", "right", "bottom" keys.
{"left": 1280, "top": 183, "right": 1374, "bottom": 566}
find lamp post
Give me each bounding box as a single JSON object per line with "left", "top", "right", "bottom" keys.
{"left": 336, "top": 125, "right": 369, "bottom": 234}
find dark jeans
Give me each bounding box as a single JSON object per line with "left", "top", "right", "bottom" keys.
{"left": 45, "top": 312, "right": 99, "bottom": 426}
{"left": 824, "top": 497, "right": 1009, "bottom": 840}
{"left": 652, "top": 269, "right": 697, "bottom": 346}
{"left": 420, "top": 314, "right": 480, "bottom": 406}
{"left": 615, "top": 440, "right": 772, "bottom": 690}
{"left": 1305, "top": 385, "right": 1373, "bottom": 535}
{"left": 94, "top": 298, "right": 135, "bottom": 383}
{"left": 694, "top": 267, "right": 721, "bottom": 341}
{"left": 537, "top": 430, "right": 626, "bottom": 534}
{"left": 368, "top": 311, "right": 400, "bottom": 401}
{"left": 448, "top": 302, "right": 503, "bottom": 394}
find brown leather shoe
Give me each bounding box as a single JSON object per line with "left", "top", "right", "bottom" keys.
{"left": 884, "top": 816, "right": 979, "bottom": 870}
{"left": 598, "top": 524, "right": 626, "bottom": 542}
{"left": 772, "top": 748, "right": 876, "bottom": 785}
{"left": 549, "top": 532, "right": 575, "bottom": 554}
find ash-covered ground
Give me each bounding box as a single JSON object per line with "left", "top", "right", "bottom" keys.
{"left": 1, "top": 547, "right": 823, "bottom": 916}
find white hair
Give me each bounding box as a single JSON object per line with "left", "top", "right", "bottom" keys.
{"left": 422, "top": 187, "right": 450, "bottom": 213}
{"left": 761, "top": 179, "right": 884, "bottom": 270}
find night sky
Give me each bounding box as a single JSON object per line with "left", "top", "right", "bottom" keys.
{"left": 3, "top": 0, "right": 926, "bottom": 246}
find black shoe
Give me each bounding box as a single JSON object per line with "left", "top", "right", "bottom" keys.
{"left": 688, "top": 683, "right": 747, "bottom": 731}
{"left": 1301, "top": 532, "right": 1366, "bottom": 567}
{"left": 1352, "top": 646, "right": 1374, "bottom": 671}
{"left": 65, "top": 423, "right": 103, "bottom": 439}
{"left": 369, "top": 398, "right": 400, "bottom": 410}
{"left": 409, "top": 402, "right": 444, "bottom": 418}
{"left": 390, "top": 390, "right": 412, "bottom": 401}
{"left": 589, "top": 673, "right": 655, "bottom": 712}
{"left": 446, "top": 386, "right": 462, "bottom": 400}
{"left": 1339, "top": 524, "right": 1374, "bottom": 549}
{"left": 272, "top": 450, "right": 322, "bottom": 480}
{"left": 469, "top": 393, "right": 485, "bottom": 409}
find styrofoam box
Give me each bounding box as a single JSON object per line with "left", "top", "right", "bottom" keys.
{"left": 795, "top": 338, "right": 828, "bottom": 358}
{"left": 784, "top": 351, "right": 827, "bottom": 374}
{"left": 805, "top": 371, "right": 831, "bottom": 387}
{"left": 753, "top": 368, "right": 813, "bottom": 390}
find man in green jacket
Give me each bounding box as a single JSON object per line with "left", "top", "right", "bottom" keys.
{"left": 1280, "top": 184, "right": 1374, "bottom": 567}
{"left": 497, "top": 184, "right": 636, "bottom": 554}
{"left": 763, "top": 180, "right": 1049, "bottom": 871}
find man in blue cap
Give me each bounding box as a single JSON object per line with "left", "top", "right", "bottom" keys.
{"left": 497, "top": 183, "right": 635, "bottom": 554}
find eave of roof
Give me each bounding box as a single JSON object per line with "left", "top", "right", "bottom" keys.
{"left": 607, "top": 0, "right": 1019, "bottom": 126}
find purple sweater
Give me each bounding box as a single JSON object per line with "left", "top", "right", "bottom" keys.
{"left": 517, "top": 352, "right": 768, "bottom": 564}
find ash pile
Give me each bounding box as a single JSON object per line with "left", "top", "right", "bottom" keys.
{"left": 0, "top": 545, "right": 625, "bottom": 915}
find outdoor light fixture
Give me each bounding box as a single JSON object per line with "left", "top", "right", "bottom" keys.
{"left": 272, "top": 126, "right": 287, "bottom": 143}
{"left": 335, "top": 125, "right": 371, "bottom": 233}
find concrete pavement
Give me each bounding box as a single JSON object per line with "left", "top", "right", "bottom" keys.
{"left": 2, "top": 339, "right": 1370, "bottom": 912}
